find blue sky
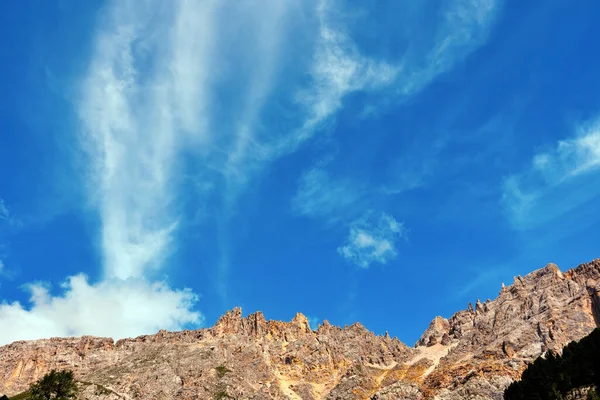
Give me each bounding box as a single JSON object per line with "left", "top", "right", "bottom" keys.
{"left": 0, "top": 0, "right": 599, "bottom": 346}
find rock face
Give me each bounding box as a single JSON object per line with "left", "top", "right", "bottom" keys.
{"left": 0, "top": 259, "right": 599, "bottom": 399}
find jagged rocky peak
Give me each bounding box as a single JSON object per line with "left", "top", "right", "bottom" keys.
{"left": 212, "top": 306, "right": 243, "bottom": 334}
{"left": 416, "top": 316, "right": 450, "bottom": 347}
{"left": 524, "top": 262, "right": 565, "bottom": 282}
{"left": 210, "top": 307, "right": 315, "bottom": 338}
{"left": 290, "top": 312, "right": 311, "bottom": 331}
{"left": 0, "top": 259, "right": 599, "bottom": 400}
{"left": 243, "top": 310, "right": 268, "bottom": 335}
{"left": 317, "top": 319, "right": 333, "bottom": 333}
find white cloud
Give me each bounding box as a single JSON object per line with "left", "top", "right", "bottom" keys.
{"left": 406, "top": 0, "right": 500, "bottom": 94}
{"left": 272, "top": 0, "right": 399, "bottom": 156}
{"left": 72, "top": 0, "right": 299, "bottom": 322}
{"left": 299, "top": 0, "right": 501, "bottom": 130}
{"left": 337, "top": 212, "right": 406, "bottom": 268}
{"left": 290, "top": 0, "right": 500, "bottom": 240}
{"left": 503, "top": 119, "right": 600, "bottom": 229}
{"left": 304, "top": 0, "right": 398, "bottom": 125}
{"left": 81, "top": 0, "right": 299, "bottom": 285}
{"left": 302, "top": 0, "right": 501, "bottom": 122}
{"left": 532, "top": 126, "right": 600, "bottom": 180}
{"left": 80, "top": 1, "right": 187, "bottom": 280}
{"left": 292, "top": 168, "right": 362, "bottom": 221}
{"left": 80, "top": 0, "right": 295, "bottom": 279}
{"left": 292, "top": 168, "right": 408, "bottom": 269}
{"left": 292, "top": 169, "right": 409, "bottom": 269}
{"left": 0, "top": 275, "right": 200, "bottom": 345}
{"left": 221, "top": 1, "right": 291, "bottom": 187}
{"left": 79, "top": 0, "right": 499, "bottom": 280}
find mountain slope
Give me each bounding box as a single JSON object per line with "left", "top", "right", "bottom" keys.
{"left": 1, "top": 259, "right": 599, "bottom": 400}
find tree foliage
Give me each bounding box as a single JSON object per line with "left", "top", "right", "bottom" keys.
{"left": 28, "top": 369, "right": 78, "bottom": 400}
{"left": 505, "top": 328, "right": 600, "bottom": 400}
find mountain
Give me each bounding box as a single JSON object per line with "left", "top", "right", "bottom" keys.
{"left": 0, "top": 259, "right": 599, "bottom": 400}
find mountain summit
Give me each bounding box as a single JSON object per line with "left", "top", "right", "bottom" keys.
{"left": 1, "top": 259, "right": 599, "bottom": 399}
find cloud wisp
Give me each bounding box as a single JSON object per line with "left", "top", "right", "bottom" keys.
{"left": 83, "top": 14, "right": 168, "bottom": 280}
{"left": 338, "top": 212, "right": 406, "bottom": 268}
{"left": 0, "top": 199, "right": 10, "bottom": 280}
{"left": 503, "top": 118, "right": 600, "bottom": 230}
{"left": 290, "top": 0, "right": 500, "bottom": 267}
{"left": 0, "top": 199, "right": 8, "bottom": 222}
{"left": 292, "top": 168, "right": 363, "bottom": 223}
{"left": 302, "top": 0, "right": 398, "bottom": 127}
{"left": 401, "top": 0, "right": 501, "bottom": 95}
{"left": 292, "top": 169, "right": 406, "bottom": 267}
{"left": 295, "top": 0, "right": 502, "bottom": 133}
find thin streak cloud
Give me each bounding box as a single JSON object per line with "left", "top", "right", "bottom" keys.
{"left": 503, "top": 118, "right": 600, "bottom": 229}
{"left": 0, "top": 199, "right": 8, "bottom": 221}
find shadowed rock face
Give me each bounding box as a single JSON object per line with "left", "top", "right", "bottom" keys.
{"left": 0, "top": 259, "right": 599, "bottom": 400}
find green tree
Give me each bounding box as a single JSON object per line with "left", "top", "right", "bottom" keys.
{"left": 28, "top": 369, "right": 78, "bottom": 400}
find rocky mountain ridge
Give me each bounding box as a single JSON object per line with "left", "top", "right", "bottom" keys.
{"left": 1, "top": 259, "right": 599, "bottom": 399}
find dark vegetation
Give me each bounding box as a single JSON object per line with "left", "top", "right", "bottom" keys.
{"left": 2, "top": 369, "right": 78, "bottom": 400}
{"left": 505, "top": 328, "right": 600, "bottom": 400}
{"left": 28, "top": 369, "right": 77, "bottom": 400}
{"left": 215, "top": 365, "right": 232, "bottom": 379}
{"left": 7, "top": 393, "right": 28, "bottom": 400}
{"left": 213, "top": 365, "right": 235, "bottom": 400}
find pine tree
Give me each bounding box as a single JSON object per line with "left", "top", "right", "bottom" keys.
{"left": 28, "top": 369, "right": 78, "bottom": 400}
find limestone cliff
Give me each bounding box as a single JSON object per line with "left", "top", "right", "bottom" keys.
{"left": 0, "top": 259, "right": 598, "bottom": 399}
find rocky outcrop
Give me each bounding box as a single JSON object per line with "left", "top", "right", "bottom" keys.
{"left": 416, "top": 317, "right": 451, "bottom": 347}
{"left": 0, "top": 259, "right": 599, "bottom": 399}
{"left": 419, "top": 260, "right": 600, "bottom": 399}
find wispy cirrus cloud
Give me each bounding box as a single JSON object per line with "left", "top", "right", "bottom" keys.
{"left": 503, "top": 118, "right": 600, "bottom": 230}
{"left": 403, "top": 0, "right": 501, "bottom": 95}
{"left": 218, "top": 0, "right": 502, "bottom": 278}
{"left": 81, "top": 0, "right": 293, "bottom": 281}
{"left": 0, "top": 199, "right": 8, "bottom": 221}
{"left": 337, "top": 212, "right": 406, "bottom": 268}
{"left": 80, "top": 0, "right": 194, "bottom": 280}
{"left": 267, "top": 0, "right": 400, "bottom": 158}
{"left": 0, "top": 199, "right": 10, "bottom": 279}
{"left": 290, "top": 0, "right": 501, "bottom": 263}
{"left": 301, "top": 0, "right": 398, "bottom": 127}
{"left": 292, "top": 168, "right": 406, "bottom": 267}
{"left": 77, "top": 0, "right": 500, "bottom": 306}
{"left": 292, "top": 168, "right": 362, "bottom": 222}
